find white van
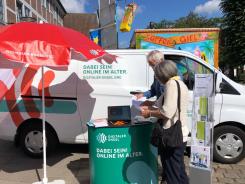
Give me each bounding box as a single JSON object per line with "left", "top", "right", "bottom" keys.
{"left": 0, "top": 49, "right": 244, "bottom": 164}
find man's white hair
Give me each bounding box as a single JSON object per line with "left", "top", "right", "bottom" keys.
{"left": 147, "top": 50, "right": 164, "bottom": 63}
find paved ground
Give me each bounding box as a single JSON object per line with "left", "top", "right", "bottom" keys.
{"left": 0, "top": 139, "right": 244, "bottom": 184}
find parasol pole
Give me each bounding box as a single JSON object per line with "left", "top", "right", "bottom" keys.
{"left": 42, "top": 66, "right": 48, "bottom": 184}
{"left": 33, "top": 48, "right": 65, "bottom": 184}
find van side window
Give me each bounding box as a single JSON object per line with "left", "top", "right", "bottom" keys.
{"left": 165, "top": 55, "right": 187, "bottom": 76}
{"left": 220, "top": 79, "right": 240, "bottom": 95}
{"left": 185, "top": 57, "right": 212, "bottom": 90}
{"left": 165, "top": 55, "right": 193, "bottom": 89}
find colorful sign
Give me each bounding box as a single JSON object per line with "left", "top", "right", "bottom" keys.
{"left": 120, "top": 3, "right": 137, "bottom": 32}
{"left": 135, "top": 29, "right": 220, "bottom": 68}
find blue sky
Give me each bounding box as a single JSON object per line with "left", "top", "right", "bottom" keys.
{"left": 60, "top": 0, "right": 222, "bottom": 48}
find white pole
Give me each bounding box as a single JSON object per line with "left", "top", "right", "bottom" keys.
{"left": 42, "top": 66, "right": 48, "bottom": 184}
{"left": 98, "top": 0, "right": 100, "bottom": 18}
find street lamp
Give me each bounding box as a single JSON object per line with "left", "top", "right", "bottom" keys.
{"left": 149, "top": 21, "right": 157, "bottom": 29}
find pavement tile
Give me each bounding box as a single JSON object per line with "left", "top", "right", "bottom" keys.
{"left": 237, "top": 160, "right": 245, "bottom": 166}
{"left": 212, "top": 164, "right": 219, "bottom": 169}
{"left": 213, "top": 172, "right": 224, "bottom": 178}
{"left": 218, "top": 177, "right": 235, "bottom": 184}
{"left": 47, "top": 177, "right": 80, "bottom": 184}
{"left": 235, "top": 179, "right": 245, "bottom": 184}
{"left": 223, "top": 172, "right": 240, "bottom": 179}
{"left": 212, "top": 177, "right": 218, "bottom": 182}
{"left": 228, "top": 168, "right": 243, "bottom": 174}
{"left": 0, "top": 169, "right": 39, "bottom": 183}
{"left": 228, "top": 164, "right": 245, "bottom": 170}
{"left": 214, "top": 167, "right": 227, "bottom": 173}
{"left": 0, "top": 180, "right": 28, "bottom": 184}
{"left": 237, "top": 173, "right": 245, "bottom": 179}
{"left": 218, "top": 164, "right": 232, "bottom": 169}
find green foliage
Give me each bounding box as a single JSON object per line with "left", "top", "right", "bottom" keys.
{"left": 148, "top": 12, "right": 222, "bottom": 29}
{"left": 220, "top": 0, "right": 245, "bottom": 67}
{"left": 146, "top": 19, "right": 174, "bottom": 29}
{"left": 175, "top": 12, "right": 220, "bottom": 28}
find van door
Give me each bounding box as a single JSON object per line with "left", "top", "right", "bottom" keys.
{"left": 77, "top": 51, "right": 149, "bottom": 142}
{"left": 42, "top": 61, "right": 82, "bottom": 144}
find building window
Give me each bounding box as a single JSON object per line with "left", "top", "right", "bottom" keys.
{"left": 16, "top": 0, "right": 23, "bottom": 21}
{"left": 0, "top": 0, "right": 4, "bottom": 23}
{"left": 51, "top": 1, "right": 54, "bottom": 14}
{"left": 55, "top": 7, "right": 58, "bottom": 20}
{"left": 43, "top": 0, "right": 47, "bottom": 8}
{"left": 47, "top": 0, "right": 50, "bottom": 12}
{"left": 24, "top": 6, "right": 30, "bottom": 17}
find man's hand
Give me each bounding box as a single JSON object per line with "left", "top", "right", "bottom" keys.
{"left": 134, "top": 93, "right": 144, "bottom": 100}
{"left": 140, "top": 100, "right": 155, "bottom": 106}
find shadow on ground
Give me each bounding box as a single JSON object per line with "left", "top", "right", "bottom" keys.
{"left": 67, "top": 157, "right": 90, "bottom": 183}
{"left": 0, "top": 140, "right": 88, "bottom": 173}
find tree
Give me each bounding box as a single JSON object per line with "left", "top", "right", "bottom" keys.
{"left": 148, "top": 12, "right": 222, "bottom": 29}
{"left": 220, "top": 0, "right": 245, "bottom": 67}
{"left": 146, "top": 19, "right": 174, "bottom": 29}
{"left": 174, "top": 12, "right": 219, "bottom": 28}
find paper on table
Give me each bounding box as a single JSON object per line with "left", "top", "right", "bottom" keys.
{"left": 92, "top": 119, "right": 108, "bottom": 127}
{"left": 134, "top": 116, "right": 158, "bottom": 123}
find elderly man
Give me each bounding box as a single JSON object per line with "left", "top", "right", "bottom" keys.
{"left": 133, "top": 50, "right": 166, "bottom": 183}
{"left": 135, "top": 50, "right": 165, "bottom": 100}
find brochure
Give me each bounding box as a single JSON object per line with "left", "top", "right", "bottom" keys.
{"left": 190, "top": 146, "right": 210, "bottom": 170}
{"left": 194, "top": 74, "right": 213, "bottom": 97}
{"left": 89, "top": 119, "right": 109, "bottom": 127}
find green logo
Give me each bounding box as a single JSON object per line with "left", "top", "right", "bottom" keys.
{"left": 96, "top": 133, "right": 107, "bottom": 144}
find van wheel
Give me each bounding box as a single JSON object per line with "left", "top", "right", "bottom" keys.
{"left": 214, "top": 125, "right": 245, "bottom": 164}
{"left": 20, "top": 123, "right": 58, "bottom": 158}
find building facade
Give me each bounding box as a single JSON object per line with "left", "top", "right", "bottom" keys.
{"left": 64, "top": 13, "right": 99, "bottom": 37}
{"left": 0, "top": 0, "right": 66, "bottom": 25}
{"left": 98, "top": 0, "right": 117, "bottom": 49}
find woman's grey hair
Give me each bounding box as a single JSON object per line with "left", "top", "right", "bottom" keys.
{"left": 154, "top": 60, "right": 177, "bottom": 84}
{"left": 147, "top": 50, "right": 164, "bottom": 63}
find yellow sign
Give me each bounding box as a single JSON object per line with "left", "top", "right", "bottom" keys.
{"left": 120, "top": 3, "right": 137, "bottom": 32}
